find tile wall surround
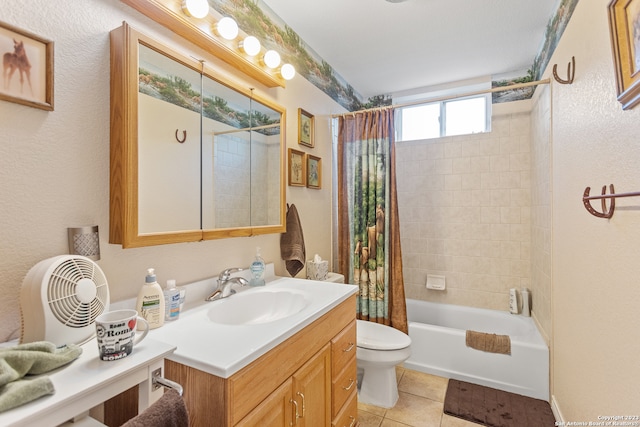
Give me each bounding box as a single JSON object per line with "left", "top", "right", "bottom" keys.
{"left": 214, "top": 134, "right": 252, "bottom": 228}
{"left": 530, "top": 85, "right": 552, "bottom": 343}
{"left": 397, "top": 111, "right": 532, "bottom": 311}
{"left": 213, "top": 135, "right": 280, "bottom": 228}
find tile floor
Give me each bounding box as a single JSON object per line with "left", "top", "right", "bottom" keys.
{"left": 357, "top": 367, "right": 479, "bottom": 427}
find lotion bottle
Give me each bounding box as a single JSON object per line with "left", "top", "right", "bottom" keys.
{"left": 136, "top": 268, "right": 165, "bottom": 329}
{"left": 249, "top": 247, "right": 266, "bottom": 287}
{"left": 164, "top": 279, "right": 181, "bottom": 321}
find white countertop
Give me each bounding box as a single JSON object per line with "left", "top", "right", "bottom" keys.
{"left": 148, "top": 276, "right": 357, "bottom": 378}
{"left": 0, "top": 337, "right": 176, "bottom": 427}
{"left": 0, "top": 264, "right": 356, "bottom": 425}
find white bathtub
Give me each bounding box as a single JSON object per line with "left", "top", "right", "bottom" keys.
{"left": 404, "top": 299, "right": 549, "bottom": 400}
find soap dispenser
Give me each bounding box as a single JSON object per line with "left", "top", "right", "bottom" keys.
{"left": 164, "top": 279, "right": 181, "bottom": 321}
{"left": 249, "top": 247, "right": 266, "bottom": 287}
{"left": 136, "top": 268, "right": 165, "bottom": 329}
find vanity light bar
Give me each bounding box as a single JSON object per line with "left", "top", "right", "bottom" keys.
{"left": 122, "top": 0, "right": 293, "bottom": 87}
{"left": 180, "top": 3, "right": 295, "bottom": 82}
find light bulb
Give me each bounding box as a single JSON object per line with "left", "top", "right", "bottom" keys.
{"left": 240, "top": 36, "right": 261, "bottom": 57}
{"left": 182, "top": 0, "right": 209, "bottom": 19}
{"left": 215, "top": 17, "right": 238, "bottom": 41}
{"left": 263, "top": 50, "right": 281, "bottom": 69}
{"left": 281, "top": 63, "right": 296, "bottom": 80}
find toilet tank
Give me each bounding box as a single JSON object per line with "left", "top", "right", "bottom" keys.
{"left": 325, "top": 272, "right": 344, "bottom": 283}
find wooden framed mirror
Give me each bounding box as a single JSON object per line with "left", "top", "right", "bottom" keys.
{"left": 109, "top": 23, "right": 285, "bottom": 248}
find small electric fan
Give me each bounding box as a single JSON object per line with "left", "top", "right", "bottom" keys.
{"left": 20, "top": 255, "right": 110, "bottom": 346}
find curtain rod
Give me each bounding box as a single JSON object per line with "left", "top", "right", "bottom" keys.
{"left": 331, "top": 78, "right": 551, "bottom": 118}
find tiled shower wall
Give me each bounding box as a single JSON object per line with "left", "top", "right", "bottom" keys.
{"left": 530, "top": 86, "right": 552, "bottom": 341}
{"left": 396, "top": 112, "right": 532, "bottom": 311}
{"left": 213, "top": 134, "right": 280, "bottom": 228}
{"left": 214, "top": 134, "right": 251, "bottom": 228}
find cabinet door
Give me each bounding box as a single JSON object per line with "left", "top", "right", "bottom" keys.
{"left": 292, "top": 343, "right": 331, "bottom": 427}
{"left": 235, "top": 378, "right": 293, "bottom": 427}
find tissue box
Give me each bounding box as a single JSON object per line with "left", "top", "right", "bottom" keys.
{"left": 306, "top": 260, "right": 328, "bottom": 281}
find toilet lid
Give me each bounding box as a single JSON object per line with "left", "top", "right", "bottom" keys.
{"left": 356, "top": 320, "right": 411, "bottom": 350}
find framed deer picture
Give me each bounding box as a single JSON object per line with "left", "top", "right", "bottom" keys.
{"left": 0, "top": 22, "right": 54, "bottom": 111}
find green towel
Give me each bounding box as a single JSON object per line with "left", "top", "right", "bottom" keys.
{"left": 0, "top": 341, "right": 82, "bottom": 412}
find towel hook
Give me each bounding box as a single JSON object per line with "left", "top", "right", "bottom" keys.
{"left": 583, "top": 185, "right": 615, "bottom": 218}
{"left": 175, "top": 129, "right": 187, "bottom": 143}
{"left": 553, "top": 56, "right": 575, "bottom": 84}
{"left": 582, "top": 184, "right": 640, "bottom": 218}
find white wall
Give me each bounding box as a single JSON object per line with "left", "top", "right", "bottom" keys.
{"left": 0, "top": 0, "right": 344, "bottom": 342}
{"left": 546, "top": 0, "right": 640, "bottom": 419}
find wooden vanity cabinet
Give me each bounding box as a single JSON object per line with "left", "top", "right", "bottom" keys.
{"left": 331, "top": 321, "right": 358, "bottom": 427}
{"left": 237, "top": 344, "right": 331, "bottom": 427}
{"left": 233, "top": 378, "right": 293, "bottom": 426}
{"left": 165, "top": 295, "right": 356, "bottom": 427}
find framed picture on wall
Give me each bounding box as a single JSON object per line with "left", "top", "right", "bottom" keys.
{"left": 306, "top": 155, "right": 321, "bottom": 189}
{"left": 608, "top": 0, "right": 640, "bottom": 109}
{"left": 0, "top": 21, "right": 54, "bottom": 111}
{"left": 288, "top": 148, "right": 306, "bottom": 186}
{"left": 298, "top": 108, "right": 314, "bottom": 147}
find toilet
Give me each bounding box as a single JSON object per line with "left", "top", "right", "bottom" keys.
{"left": 356, "top": 319, "right": 411, "bottom": 408}
{"left": 315, "top": 273, "right": 412, "bottom": 408}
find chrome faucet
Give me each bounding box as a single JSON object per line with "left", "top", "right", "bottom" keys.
{"left": 205, "top": 267, "right": 249, "bottom": 301}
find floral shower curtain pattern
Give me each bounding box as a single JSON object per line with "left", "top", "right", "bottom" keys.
{"left": 337, "top": 109, "right": 407, "bottom": 333}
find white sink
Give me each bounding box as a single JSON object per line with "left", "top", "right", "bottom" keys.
{"left": 206, "top": 289, "right": 311, "bottom": 325}
{"left": 148, "top": 276, "right": 358, "bottom": 378}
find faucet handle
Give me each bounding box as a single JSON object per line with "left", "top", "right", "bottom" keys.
{"left": 219, "top": 267, "right": 244, "bottom": 281}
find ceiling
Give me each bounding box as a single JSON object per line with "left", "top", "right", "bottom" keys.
{"left": 261, "top": 0, "right": 559, "bottom": 99}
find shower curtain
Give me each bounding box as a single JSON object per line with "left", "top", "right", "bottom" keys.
{"left": 336, "top": 109, "right": 407, "bottom": 334}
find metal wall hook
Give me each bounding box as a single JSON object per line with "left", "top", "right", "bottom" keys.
{"left": 553, "top": 56, "right": 575, "bottom": 84}
{"left": 583, "top": 185, "right": 615, "bottom": 218}
{"left": 175, "top": 129, "right": 187, "bottom": 143}
{"left": 582, "top": 184, "right": 640, "bottom": 218}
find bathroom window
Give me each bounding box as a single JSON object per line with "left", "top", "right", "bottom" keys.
{"left": 396, "top": 94, "right": 490, "bottom": 141}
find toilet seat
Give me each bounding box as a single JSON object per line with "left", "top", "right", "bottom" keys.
{"left": 356, "top": 320, "right": 411, "bottom": 351}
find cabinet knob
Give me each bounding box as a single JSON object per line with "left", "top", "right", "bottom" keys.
{"left": 343, "top": 342, "right": 355, "bottom": 352}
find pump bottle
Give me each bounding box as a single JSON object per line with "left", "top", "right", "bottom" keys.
{"left": 164, "top": 279, "right": 181, "bottom": 321}
{"left": 249, "top": 247, "right": 266, "bottom": 287}
{"left": 136, "top": 268, "right": 165, "bottom": 329}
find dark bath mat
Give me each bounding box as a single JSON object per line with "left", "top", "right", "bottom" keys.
{"left": 444, "top": 379, "right": 555, "bottom": 427}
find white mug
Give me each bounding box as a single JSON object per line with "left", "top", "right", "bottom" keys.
{"left": 95, "top": 309, "right": 149, "bottom": 361}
